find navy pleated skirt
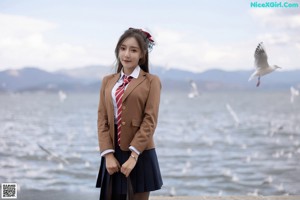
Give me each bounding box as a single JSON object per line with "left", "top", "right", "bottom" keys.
{"left": 96, "top": 127, "right": 163, "bottom": 198}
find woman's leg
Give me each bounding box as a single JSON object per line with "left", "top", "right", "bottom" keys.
{"left": 111, "top": 194, "right": 126, "bottom": 200}
{"left": 133, "top": 192, "right": 150, "bottom": 200}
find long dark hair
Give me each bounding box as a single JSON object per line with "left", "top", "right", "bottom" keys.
{"left": 115, "top": 28, "right": 151, "bottom": 73}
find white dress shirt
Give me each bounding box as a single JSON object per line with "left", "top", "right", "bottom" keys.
{"left": 111, "top": 66, "right": 140, "bottom": 124}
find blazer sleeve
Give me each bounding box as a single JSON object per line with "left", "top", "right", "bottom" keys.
{"left": 130, "top": 75, "right": 161, "bottom": 153}
{"left": 97, "top": 76, "right": 114, "bottom": 153}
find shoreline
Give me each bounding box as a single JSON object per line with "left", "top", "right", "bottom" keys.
{"left": 14, "top": 189, "right": 300, "bottom": 200}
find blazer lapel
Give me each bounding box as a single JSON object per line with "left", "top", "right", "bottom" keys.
{"left": 122, "top": 70, "right": 146, "bottom": 102}
{"left": 106, "top": 73, "right": 121, "bottom": 109}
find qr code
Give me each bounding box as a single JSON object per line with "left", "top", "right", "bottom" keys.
{"left": 1, "top": 183, "right": 17, "bottom": 199}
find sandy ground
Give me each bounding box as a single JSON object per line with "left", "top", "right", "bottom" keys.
{"left": 150, "top": 196, "right": 300, "bottom": 200}
{"left": 14, "top": 189, "right": 300, "bottom": 200}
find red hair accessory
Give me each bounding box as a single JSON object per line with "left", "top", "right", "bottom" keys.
{"left": 129, "top": 27, "right": 155, "bottom": 51}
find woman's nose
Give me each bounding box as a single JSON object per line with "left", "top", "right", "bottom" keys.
{"left": 124, "top": 50, "right": 130, "bottom": 57}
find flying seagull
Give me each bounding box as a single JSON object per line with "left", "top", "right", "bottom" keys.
{"left": 226, "top": 103, "right": 240, "bottom": 125}
{"left": 188, "top": 80, "right": 200, "bottom": 98}
{"left": 248, "top": 42, "right": 281, "bottom": 87}
{"left": 290, "top": 86, "right": 299, "bottom": 103}
{"left": 38, "top": 143, "right": 69, "bottom": 165}
{"left": 58, "top": 90, "right": 67, "bottom": 102}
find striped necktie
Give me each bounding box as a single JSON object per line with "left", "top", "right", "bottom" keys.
{"left": 115, "top": 75, "right": 133, "bottom": 146}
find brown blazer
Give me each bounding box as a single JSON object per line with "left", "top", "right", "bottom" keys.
{"left": 97, "top": 69, "right": 161, "bottom": 153}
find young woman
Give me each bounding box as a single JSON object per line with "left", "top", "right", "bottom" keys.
{"left": 96, "top": 28, "right": 163, "bottom": 200}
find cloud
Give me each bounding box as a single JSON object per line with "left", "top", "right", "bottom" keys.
{"left": 249, "top": 7, "right": 300, "bottom": 45}
{"left": 151, "top": 28, "right": 255, "bottom": 72}
{"left": 0, "top": 13, "right": 57, "bottom": 36}
{"left": 0, "top": 13, "right": 102, "bottom": 71}
{"left": 1, "top": 8, "right": 299, "bottom": 73}
{"left": 247, "top": 7, "right": 300, "bottom": 70}
{"left": 249, "top": 8, "right": 300, "bottom": 30}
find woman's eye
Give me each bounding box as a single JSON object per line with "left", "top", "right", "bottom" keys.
{"left": 120, "top": 47, "right": 126, "bottom": 51}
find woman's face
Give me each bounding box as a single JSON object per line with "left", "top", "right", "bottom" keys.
{"left": 118, "top": 37, "right": 143, "bottom": 73}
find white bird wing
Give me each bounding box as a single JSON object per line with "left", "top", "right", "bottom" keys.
{"left": 190, "top": 81, "right": 198, "bottom": 91}
{"left": 291, "top": 86, "right": 299, "bottom": 96}
{"left": 254, "top": 42, "right": 269, "bottom": 70}
{"left": 290, "top": 86, "right": 299, "bottom": 103}
{"left": 226, "top": 103, "right": 240, "bottom": 124}
{"left": 189, "top": 80, "right": 199, "bottom": 97}
{"left": 38, "top": 143, "right": 69, "bottom": 164}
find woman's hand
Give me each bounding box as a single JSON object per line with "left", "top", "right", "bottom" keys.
{"left": 105, "top": 153, "right": 120, "bottom": 175}
{"left": 121, "top": 153, "right": 138, "bottom": 177}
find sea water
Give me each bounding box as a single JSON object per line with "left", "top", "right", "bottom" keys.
{"left": 0, "top": 91, "right": 299, "bottom": 196}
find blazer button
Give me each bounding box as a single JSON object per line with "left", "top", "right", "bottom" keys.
{"left": 122, "top": 121, "right": 126, "bottom": 125}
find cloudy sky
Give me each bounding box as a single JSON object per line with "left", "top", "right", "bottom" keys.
{"left": 0, "top": 0, "right": 299, "bottom": 72}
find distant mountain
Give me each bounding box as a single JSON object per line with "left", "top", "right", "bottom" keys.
{"left": 0, "top": 66, "right": 299, "bottom": 93}
{"left": 196, "top": 69, "right": 300, "bottom": 90}
{"left": 0, "top": 67, "right": 80, "bottom": 92}
{"left": 151, "top": 67, "right": 300, "bottom": 90}
{"left": 55, "top": 65, "right": 300, "bottom": 90}
{"left": 58, "top": 65, "right": 114, "bottom": 83}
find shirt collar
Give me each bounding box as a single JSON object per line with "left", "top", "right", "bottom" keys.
{"left": 120, "top": 66, "right": 140, "bottom": 79}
